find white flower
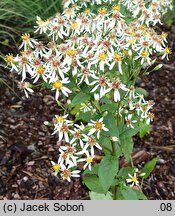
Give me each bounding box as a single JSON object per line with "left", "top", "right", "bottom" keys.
{"left": 109, "top": 52, "right": 123, "bottom": 74}
{"left": 52, "top": 121, "right": 73, "bottom": 142}
{"left": 70, "top": 123, "right": 85, "bottom": 148}
{"left": 78, "top": 151, "right": 94, "bottom": 170}
{"left": 161, "top": 47, "right": 172, "bottom": 60}
{"left": 51, "top": 161, "right": 61, "bottom": 176}
{"left": 125, "top": 114, "right": 137, "bottom": 128}
{"left": 80, "top": 103, "right": 93, "bottom": 113}
{"left": 88, "top": 117, "right": 109, "bottom": 139}
{"left": 110, "top": 79, "right": 128, "bottom": 102}
{"left": 58, "top": 144, "right": 78, "bottom": 167}
{"left": 35, "top": 16, "right": 49, "bottom": 34}
{"left": 32, "top": 65, "right": 48, "bottom": 83}
{"left": 60, "top": 164, "right": 80, "bottom": 182}
{"left": 78, "top": 135, "right": 102, "bottom": 155}
{"left": 51, "top": 77, "right": 72, "bottom": 100}
{"left": 19, "top": 33, "right": 37, "bottom": 50}
{"left": 54, "top": 114, "right": 69, "bottom": 125}
{"left": 126, "top": 172, "right": 139, "bottom": 187}
{"left": 90, "top": 75, "right": 111, "bottom": 98}
{"left": 18, "top": 81, "right": 34, "bottom": 98}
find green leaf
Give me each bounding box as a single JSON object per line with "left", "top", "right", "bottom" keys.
{"left": 121, "top": 186, "right": 138, "bottom": 200}
{"left": 139, "top": 121, "right": 150, "bottom": 138}
{"left": 103, "top": 113, "right": 119, "bottom": 137}
{"left": 141, "top": 157, "right": 158, "bottom": 179}
{"left": 98, "top": 155, "right": 119, "bottom": 193}
{"left": 101, "top": 103, "right": 117, "bottom": 113}
{"left": 76, "top": 111, "right": 92, "bottom": 122}
{"left": 99, "top": 136, "right": 112, "bottom": 155}
{"left": 83, "top": 176, "right": 104, "bottom": 193}
{"left": 83, "top": 164, "right": 99, "bottom": 175}
{"left": 135, "top": 190, "right": 147, "bottom": 200}
{"left": 71, "top": 92, "right": 90, "bottom": 106}
{"left": 135, "top": 87, "right": 148, "bottom": 97}
{"left": 120, "top": 135, "right": 133, "bottom": 162}
{"left": 118, "top": 167, "right": 135, "bottom": 178}
{"left": 119, "top": 125, "right": 140, "bottom": 137}
{"left": 89, "top": 191, "right": 113, "bottom": 200}
{"left": 119, "top": 125, "right": 139, "bottom": 162}
{"left": 71, "top": 104, "right": 81, "bottom": 115}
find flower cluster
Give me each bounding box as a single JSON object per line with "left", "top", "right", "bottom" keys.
{"left": 6, "top": 0, "right": 172, "bottom": 186}
{"left": 51, "top": 116, "right": 108, "bottom": 181}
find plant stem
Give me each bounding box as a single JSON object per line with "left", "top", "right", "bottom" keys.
{"left": 111, "top": 141, "right": 117, "bottom": 199}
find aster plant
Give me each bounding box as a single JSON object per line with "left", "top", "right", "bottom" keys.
{"left": 6, "top": 0, "right": 172, "bottom": 200}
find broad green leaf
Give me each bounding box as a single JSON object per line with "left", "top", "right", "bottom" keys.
{"left": 119, "top": 125, "right": 139, "bottom": 162}
{"left": 101, "top": 103, "right": 117, "bottom": 113}
{"left": 83, "top": 164, "right": 99, "bottom": 175}
{"left": 89, "top": 191, "right": 113, "bottom": 200}
{"left": 135, "top": 190, "right": 147, "bottom": 200}
{"left": 135, "top": 87, "right": 148, "bottom": 97}
{"left": 103, "top": 113, "right": 119, "bottom": 137}
{"left": 71, "top": 104, "right": 81, "bottom": 115}
{"left": 118, "top": 167, "right": 135, "bottom": 178}
{"left": 119, "top": 125, "right": 140, "bottom": 137}
{"left": 98, "top": 155, "right": 119, "bottom": 193}
{"left": 121, "top": 186, "right": 138, "bottom": 200}
{"left": 141, "top": 157, "right": 158, "bottom": 179}
{"left": 120, "top": 135, "right": 133, "bottom": 162}
{"left": 76, "top": 111, "right": 91, "bottom": 122}
{"left": 83, "top": 176, "right": 104, "bottom": 193}
{"left": 71, "top": 92, "right": 90, "bottom": 106}
{"left": 139, "top": 121, "right": 150, "bottom": 138}
{"left": 99, "top": 136, "right": 112, "bottom": 154}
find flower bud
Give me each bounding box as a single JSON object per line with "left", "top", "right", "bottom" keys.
{"left": 92, "top": 109, "right": 96, "bottom": 113}
{"left": 94, "top": 93, "right": 99, "bottom": 101}
{"left": 111, "top": 136, "right": 119, "bottom": 142}
{"left": 67, "top": 99, "right": 71, "bottom": 104}
{"left": 152, "top": 64, "right": 163, "bottom": 71}
{"left": 44, "top": 121, "right": 49, "bottom": 125}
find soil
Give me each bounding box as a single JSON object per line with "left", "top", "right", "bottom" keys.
{"left": 0, "top": 25, "right": 174, "bottom": 200}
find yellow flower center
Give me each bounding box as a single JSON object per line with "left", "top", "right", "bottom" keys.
{"left": 85, "top": 9, "right": 91, "bottom": 14}
{"left": 21, "top": 33, "right": 30, "bottom": 42}
{"left": 86, "top": 157, "right": 93, "bottom": 163}
{"left": 5, "top": 54, "right": 13, "bottom": 62}
{"left": 65, "top": 9, "right": 72, "bottom": 15}
{"left": 131, "top": 30, "right": 136, "bottom": 36}
{"left": 141, "top": 51, "right": 148, "bottom": 58}
{"left": 57, "top": 115, "right": 64, "bottom": 122}
{"left": 36, "top": 19, "right": 49, "bottom": 27}
{"left": 99, "top": 8, "right": 107, "bottom": 15}
{"left": 95, "top": 121, "right": 103, "bottom": 130}
{"left": 161, "top": 32, "right": 167, "bottom": 39}
{"left": 164, "top": 47, "right": 171, "bottom": 54}
{"left": 112, "top": 5, "right": 120, "bottom": 12}
{"left": 114, "top": 53, "right": 122, "bottom": 61}
{"left": 71, "top": 22, "right": 78, "bottom": 29}
{"left": 67, "top": 49, "right": 76, "bottom": 58}
{"left": 53, "top": 163, "right": 60, "bottom": 172}
{"left": 37, "top": 65, "right": 44, "bottom": 74}
{"left": 128, "top": 38, "right": 135, "bottom": 44}
{"left": 71, "top": 3, "right": 77, "bottom": 8}
{"left": 123, "top": 50, "right": 129, "bottom": 56}
{"left": 53, "top": 80, "right": 62, "bottom": 89}
{"left": 131, "top": 176, "right": 137, "bottom": 183}
{"left": 99, "top": 52, "right": 106, "bottom": 60}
